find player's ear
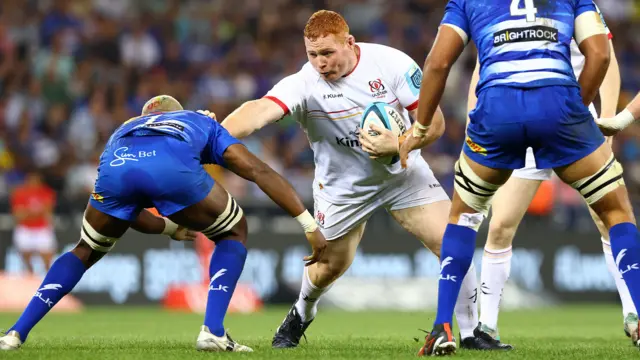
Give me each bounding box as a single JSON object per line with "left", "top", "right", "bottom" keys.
{"left": 345, "top": 34, "right": 355, "bottom": 47}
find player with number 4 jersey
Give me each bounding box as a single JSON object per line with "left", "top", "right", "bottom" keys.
{"left": 397, "top": 0, "right": 640, "bottom": 356}
{"left": 466, "top": 3, "right": 638, "bottom": 347}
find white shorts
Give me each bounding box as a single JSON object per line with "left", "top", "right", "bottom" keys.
{"left": 512, "top": 103, "right": 598, "bottom": 181}
{"left": 313, "top": 158, "right": 449, "bottom": 240}
{"left": 13, "top": 225, "right": 57, "bottom": 252}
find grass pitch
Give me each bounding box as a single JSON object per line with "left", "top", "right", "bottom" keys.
{"left": 0, "top": 305, "right": 637, "bottom": 359}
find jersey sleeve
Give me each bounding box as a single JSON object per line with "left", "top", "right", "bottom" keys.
{"left": 594, "top": 4, "right": 612, "bottom": 39}
{"left": 263, "top": 68, "right": 311, "bottom": 116}
{"left": 386, "top": 48, "right": 422, "bottom": 111}
{"left": 440, "top": 0, "right": 470, "bottom": 45}
{"left": 575, "top": 0, "right": 597, "bottom": 16}
{"left": 202, "top": 121, "right": 242, "bottom": 166}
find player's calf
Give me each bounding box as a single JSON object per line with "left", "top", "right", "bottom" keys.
{"left": 555, "top": 146, "right": 640, "bottom": 338}
{"left": 2, "top": 207, "right": 130, "bottom": 347}
{"left": 170, "top": 185, "right": 249, "bottom": 344}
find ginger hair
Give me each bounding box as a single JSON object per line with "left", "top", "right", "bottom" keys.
{"left": 304, "top": 10, "right": 349, "bottom": 42}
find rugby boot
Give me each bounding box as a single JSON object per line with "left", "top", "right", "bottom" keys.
{"left": 417, "top": 323, "right": 456, "bottom": 356}
{"left": 272, "top": 305, "right": 313, "bottom": 348}
{"left": 0, "top": 330, "right": 22, "bottom": 351}
{"left": 195, "top": 325, "right": 252, "bottom": 352}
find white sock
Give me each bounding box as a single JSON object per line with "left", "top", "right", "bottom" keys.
{"left": 455, "top": 262, "right": 479, "bottom": 340}
{"left": 479, "top": 246, "right": 512, "bottom": 331}
{"left": 603, "top": 237, "right": 637, "bottom": 318}
{"left": 294, "top": 267, "right": 331, "bottom": 323}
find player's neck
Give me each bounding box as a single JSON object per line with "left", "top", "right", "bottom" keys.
{"left": 343, "top": 45, "right": 360, "bottom": 78}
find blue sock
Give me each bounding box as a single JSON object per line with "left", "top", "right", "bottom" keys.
{"left": 434, "top": 224, "right": 477, "bottom": 327}
{"left": 610, "top": 223, "right": 640, "bottom": 312}
{"left": 204, "top": 240, "right": 248, "bottom": 337}
{"left": 9, "top": 252, "right": 86, "bottom": 341}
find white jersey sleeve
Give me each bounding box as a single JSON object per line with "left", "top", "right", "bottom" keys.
{"left": 380, "top": 46, "right": 422, "bottom": 111}
{"left": 264, "top": 64, "right": 316, "bottom": 115}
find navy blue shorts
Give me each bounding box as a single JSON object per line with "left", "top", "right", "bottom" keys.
{"left": 90, "top": 135, "right": 214, "bottom": 221}
{"left": 465, "top": 85, "right": 605, "bottom": 170}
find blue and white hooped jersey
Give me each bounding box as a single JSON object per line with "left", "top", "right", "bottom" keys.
{"left": 442, "top": 0, "right": 598, "bottom": 93}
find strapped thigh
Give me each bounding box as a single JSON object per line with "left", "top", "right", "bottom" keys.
{"left": 201, "top": 193, "right": 244, "bottom": 239}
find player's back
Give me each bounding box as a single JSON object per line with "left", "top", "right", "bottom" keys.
{"left": 91, "top": 110, "right": 240, "bottom": 220}
{"left": 447, "top": 0, "right": 588, "bottom": 93}
{"left": 445, "top": 0, "right": 607, "bottom": 171}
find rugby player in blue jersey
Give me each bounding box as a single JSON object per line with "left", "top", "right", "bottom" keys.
{"left": 0, "top": 95, "right": 327, "bottom": 352}
{"left": 398, "top": 0, "right": 640, "bottom": 356}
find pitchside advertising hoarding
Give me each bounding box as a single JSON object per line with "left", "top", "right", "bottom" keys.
{"left": 0, "top": 208, "right": 621, "bottom": 307}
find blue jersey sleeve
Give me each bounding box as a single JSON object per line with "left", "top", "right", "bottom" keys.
{"left": 575, "top": 0, "right": 597, "bottom": 16}
{"left": 441, "top": 0, "right": 469, "bottom": 40}
{"left": 202, "top": 122, "right": 242, "bottom": 166}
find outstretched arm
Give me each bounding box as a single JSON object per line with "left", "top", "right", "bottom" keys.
{"left": 222, "top": 143, "right": 327, "bottom": 265}
{"left": 221, "top": 98, "right": 285, "bottom": 139}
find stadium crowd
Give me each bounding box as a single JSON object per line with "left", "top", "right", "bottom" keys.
{"left": 0, "top": 0, "right": 639, "bottom": 228}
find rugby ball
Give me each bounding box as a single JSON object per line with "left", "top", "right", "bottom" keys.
{"left": 360, "top": 102, "right": 407, "bottom": 165}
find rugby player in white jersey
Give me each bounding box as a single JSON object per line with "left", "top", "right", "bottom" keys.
{"left": 463, "top": 5, "right": 639, "bottom": 343}
{"left": 221, "top": 10, "right": 507, "bottom": 350}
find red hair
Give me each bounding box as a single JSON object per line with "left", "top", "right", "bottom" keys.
{"left": 304, "top": 10, "right": 349, "bottom": 41}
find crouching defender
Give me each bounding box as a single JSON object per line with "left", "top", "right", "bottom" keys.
{"left": 0, "top": 95, "right": 327, "bottom": 352}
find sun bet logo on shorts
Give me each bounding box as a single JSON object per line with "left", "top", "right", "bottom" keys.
{"left": 493, "top": 26, "right": 558, "bottom": 46}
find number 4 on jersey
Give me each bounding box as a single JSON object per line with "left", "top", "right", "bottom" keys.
{"left": 510, "top": 0, "right": 538, "bottom": 22}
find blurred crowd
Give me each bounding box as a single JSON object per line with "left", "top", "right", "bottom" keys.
{"left": 0, "top": 0, "right": 639, "bottom": 226}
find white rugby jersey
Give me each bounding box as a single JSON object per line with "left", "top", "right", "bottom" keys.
{"left": 570, "top": 4, "right": 612, "bottom": 79}
{"left": 264, "top": 42, "right": 424, "bottom": 203}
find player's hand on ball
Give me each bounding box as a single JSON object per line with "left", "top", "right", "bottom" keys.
{"left": 359, "top": 123, "right": 399, "bottom": 158}
{"left": 171, "top": 226, "right": 198, "bottom": 241}
{"left": 303, "top": 229, "right": 327, "bottom": 266}
{"left": 399, "top": 134, "right": 426, "bottom": 169}
{"left": 197, "top": 110, "right": 217, "bottom": 120}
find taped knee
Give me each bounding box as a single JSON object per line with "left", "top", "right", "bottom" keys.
{"left": 201, "top": 194, "right": 244, "bottom": 239}
{"left": 571, "top": 155, "right": 625, "bottom": 205}
{"left": 80, "top": 218, "right": 119, "bottom": 252}
{"left": 453, "top": 155, "right": 501, "bottom": 218}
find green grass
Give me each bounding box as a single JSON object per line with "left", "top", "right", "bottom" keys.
{"left": 0, "top": 305, "right": 637, "bottom": 359}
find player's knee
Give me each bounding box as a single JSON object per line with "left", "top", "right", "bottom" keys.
{"left": 202, "top": 195, "right": 246, "bottom": 243}
{"left": 80, "top": 217, "right": 120, "bottom": 253}
{"left": 571, "top": 154, "right": 624, "bottom": 206}
{"left": 453, "top": 155, "right": 500, "bottom": 230}
{"left": 317, "top": 249, "right": 353, "bottom": 279}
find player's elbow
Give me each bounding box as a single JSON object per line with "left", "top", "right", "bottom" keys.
{"left": 583, "top": 40, "right": 611, "bottom": 71}
{"left": 425, "top": 54, "right": 452, "bottom": 73}
{"left": 588, "top": 48, "right": 611, "bottom": 70}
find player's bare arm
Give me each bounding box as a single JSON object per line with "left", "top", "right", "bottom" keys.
{"left": 130, "top": 209, "right": 197, "bottom": 241}
{"left": 599, "top": 40, "right": 621, "bottom": 118}
{"left": 222, "top": 143, "right": 327, "bottom": 265}
{"left": 597, "top": 91, "right": 640, "bottom": 135}
{"left": 576, "top": 34, "right": 610, "bottom": 106}
{"left": 221, "top": 98, "right": 285, "bottom": 139}
{"left": 399, "top": 25, "right": 465, "bottom": 167}
{"left": 467, "top": 57, "right": 480, "bottom": 126}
